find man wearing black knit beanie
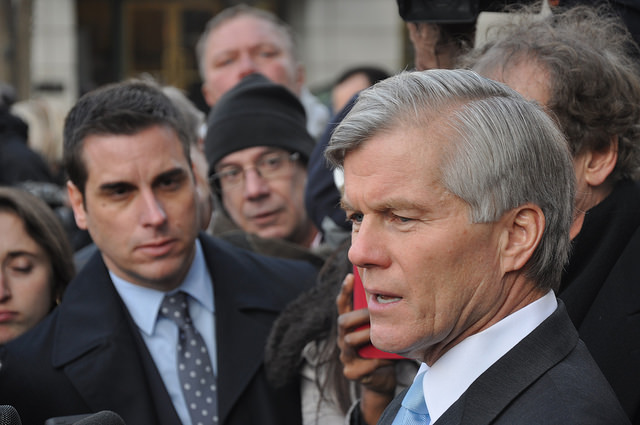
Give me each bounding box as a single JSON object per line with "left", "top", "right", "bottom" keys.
{"left": 204, "top": 73, "right": 329, "bottom": 268}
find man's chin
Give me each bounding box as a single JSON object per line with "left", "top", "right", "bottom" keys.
{"left": 253, "top": 226, "right": 289, "bottom": 241}
{"left": 126, "top": 257, "right": 193, "bottom": 291}
{"left": 371, "top": 328, "right": 413, "bottom": 355}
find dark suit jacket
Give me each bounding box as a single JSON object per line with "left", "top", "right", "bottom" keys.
{"left": 377, "top": 302, "right": 630, "bottom": 425}
{"left": 0, "top": 234, "right": 317, "bottom": 425}
{"left": 559, "top": 179, "right": 640, "bottom": 423}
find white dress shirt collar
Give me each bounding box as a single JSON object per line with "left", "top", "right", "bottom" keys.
{"left": 419, "top": 291, "right": 557, "bottom": 423}
{"left": 111, "top": 239, "right": 214, "bottom": 336}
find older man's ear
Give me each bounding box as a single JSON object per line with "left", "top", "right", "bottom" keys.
{"left": 499, "top": 203, "right": 545, "bottom": 275}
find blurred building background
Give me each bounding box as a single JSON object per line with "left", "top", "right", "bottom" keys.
{"left": 0, "top": 0, "right": 410, "bottom": 114}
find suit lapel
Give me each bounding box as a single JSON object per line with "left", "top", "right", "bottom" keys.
{"left": 378, "top": 388, "right": 406, "bottom": 425}
{"left": 54, "top": 237, "right": 299, "bottom": 425}
{"left": 200, "top": 236, "right": 289, "bottom": 424}
{"left": 50, "top": 253, "right": 166, "bottom": 424}
{"left": 436, "top": 302, "right": 577, "bottom": 425}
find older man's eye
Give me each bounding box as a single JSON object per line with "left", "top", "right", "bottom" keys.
{"left": 347, "top": 212, "right": 364, "bottom": 224}
{"left": 257, "top": 45, "right": 280, "bottom": 58}
{"left": 220, "top": 168, "right": 242, "bottom": 180}
{"left": 261, "top": 155, "right": 284, "bottom": 170}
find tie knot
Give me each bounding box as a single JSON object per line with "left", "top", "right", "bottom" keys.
{"left": 160, "top": 291, "right": 192, "bottom": 329}
{"left": 402, "top": 372, "right": 428, "bottom": 415}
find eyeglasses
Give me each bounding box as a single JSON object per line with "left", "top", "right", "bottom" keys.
{"left": 210, "top": 151, "right": 300, "bottom": 192}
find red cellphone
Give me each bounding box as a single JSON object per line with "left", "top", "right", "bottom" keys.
{"left": 352, "top": 266, "right": 404, "bottom": 359}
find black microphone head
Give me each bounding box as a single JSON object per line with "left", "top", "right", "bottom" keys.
{"left": 0, "top": 406, "right": 21, "bottom": 425}
{"left": 72, "top": 411, "right": 125, "bottom": 425}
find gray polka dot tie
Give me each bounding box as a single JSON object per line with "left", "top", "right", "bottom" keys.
{"left": 161, "top": 291, "right": 218, "bottom": 424}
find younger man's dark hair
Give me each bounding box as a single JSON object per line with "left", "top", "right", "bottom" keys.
{"left": 63, "top": 80, "right": 191, "bottom": 194}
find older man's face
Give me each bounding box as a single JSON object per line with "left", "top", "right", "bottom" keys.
{"left": 215, "top": 146, "right": 315, "bottom": 247}
{"left": 201, "top": 15, "right": 303, "bottom": 107}
{"left": 342, "top": 126, "right": 512, "bottom": 364}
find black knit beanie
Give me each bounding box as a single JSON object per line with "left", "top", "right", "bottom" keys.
{"left": 204, "top": 73, "right": 316, "bottom": 176}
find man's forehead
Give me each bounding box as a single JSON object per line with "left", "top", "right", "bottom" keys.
{"left": 218, "top": 146, "right": 286, "bottom": 165}
{"left": 476, "top": 56, "right": 551, "bottom": 107}
{"left": 81, "top": 129, "right": 190, "bottom": 177}
{"left": 340, "top": 128, "right": 448, "bottom": 190}
{"left": 210, "top": 15, "right": 291, "bottom": 49}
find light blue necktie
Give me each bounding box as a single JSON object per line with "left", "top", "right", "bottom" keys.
{"left": 391, "top": 372, "right": 430, "bottom": 425}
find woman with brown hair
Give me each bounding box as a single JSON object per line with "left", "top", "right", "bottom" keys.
{"left": 0, "top": 186, "right": 75, "bottom": 344}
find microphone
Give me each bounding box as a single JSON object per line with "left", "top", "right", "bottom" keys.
{"left": 72, "top": 411, "right": 125, "bottom": 425}
{"left": 0, "top": 405, "right": 21, "bottom": 425}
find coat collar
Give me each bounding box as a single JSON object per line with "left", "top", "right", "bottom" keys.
{"left": 51, "top": 251, "right": 168, "bottom": 424}
{"left": 53, "top": 234, "right": 305, "bottom": 425}
{"left": 436, "top": 301, "right": 577, "bottom": 425}
{"left": 199, "top": 234, "right": 296, "bottom": 423}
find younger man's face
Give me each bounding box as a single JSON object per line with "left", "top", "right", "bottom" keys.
{"left": 68, "top": 125, "right": 200, "bottom": 291}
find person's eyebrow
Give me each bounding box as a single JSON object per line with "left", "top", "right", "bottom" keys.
{"left": 98, "top": 180, "right": 135, "bottom": 193}
{"left": 152, "top": 167, "right": 189, "bottom": 185}
{"left": 340, "top": 197, "right": 354, "bottom": 211}
{"left": 5, "top": 250, "right": 38, "bottom": 259}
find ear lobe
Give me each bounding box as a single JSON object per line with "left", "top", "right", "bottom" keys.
{"left": 67, "top": 181, "right": 88, "bottom": 230}
{"left": 583, "top": 135, "right": 618, "bottom": 187}
{"left": 500, "top": 204, "right": 545, "bottom": 274}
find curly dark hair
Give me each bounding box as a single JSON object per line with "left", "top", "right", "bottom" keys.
{"left": 462, "top": 2, "right": 640, "bottom": 182}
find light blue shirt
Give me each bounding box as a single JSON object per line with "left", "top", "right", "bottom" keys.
{"left": 416, "top": 291, "right": 557, "bottom": 423}
{"left": 111, "top": 239, "right": 216, "bottom": 425}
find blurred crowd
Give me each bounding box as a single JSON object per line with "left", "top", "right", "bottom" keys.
{"left": 0, "top": 1, "right": 639, "bottom": 424}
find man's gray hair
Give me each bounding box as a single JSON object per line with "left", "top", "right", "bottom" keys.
{"left": 325, "top": 69, "right": 575, "bottom": 290}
